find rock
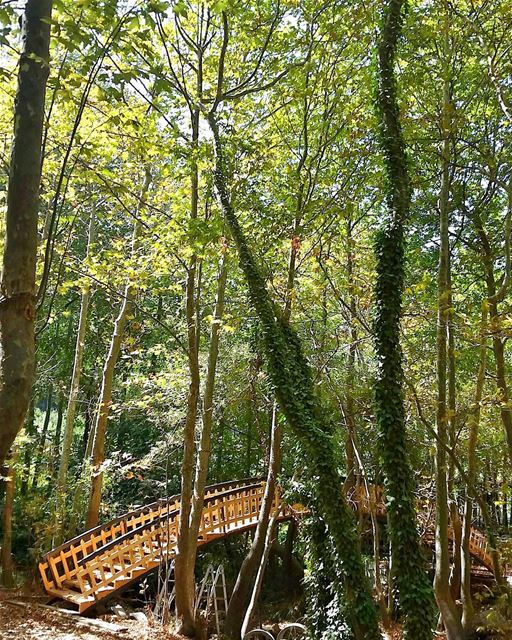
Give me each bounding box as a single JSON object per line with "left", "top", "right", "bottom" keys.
{"left": 130, "top": 611, "right": 148, "bottom": 623}
{"left": 110, "top": 603, "right": 128, "bottom": 619}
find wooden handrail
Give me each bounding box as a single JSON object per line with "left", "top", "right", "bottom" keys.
{"left": 78, "top": 480, "right": 265, "bottom": 567}
{"left": 38, "top": 478, "right": 509, "bottom": 613}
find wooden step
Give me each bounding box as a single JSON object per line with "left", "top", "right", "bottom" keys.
{"left": 47, "top": 587, "right": 95, "bottom": 608}
{"left": 63, "top": 579, "right": 88, "bottom": 592}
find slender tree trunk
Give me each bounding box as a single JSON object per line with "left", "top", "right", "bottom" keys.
{"left": 175, "top": 101, "right": 202, "bottom": 636}
{"left": 20, "top": 397, "right": 35, "bottom": 497}
{"left": 32, "top": 384, "right": 54, "bottom": 489}
{"left": 85, "top": 170, "right": 151, "bottom": 529}
{"left": 1, "top": 453, "right": 16, "bottom": 588}
{"left": 226, "top": 405, "right": 282, "bottom": 640}
{"left": 375, "top": 2, "right": 435, "bottom": 637}
{"left": 434, "top": 22, "right": 464, "bottom": 636}
{"left": 175, "top": 248, "right": 228, "bottom": 636}
{"left": 51, "top": 391, "right": 65, "bottom": 478}
{"left": 476, "top": 227, "right": 512, "bottom": 466}
{"left": 0, "top": 0, "right": 53, "bottom": 469}
{"left": 448, "top": 269, "right": 462, "bottom": 602}
{"left": 461, "top": 306, "right": 487, "bottom": 629}
{"left": 56, "top": 210, "right": 95, "bottom": 537}
{"left": 344, "top": 217, "right": 359, "bottom": 494}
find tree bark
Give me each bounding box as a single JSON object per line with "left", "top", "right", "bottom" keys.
{"left": 375, "top": 1, "right": 435, "bottom": 637}
{"left": 0, "top": 0, "right": 53, "bottom": 469}
{"left": 1, "top": 454, "right": 16, "bottom": 588}
{"left": 85, "top": 170, "right": 151, "bottom": 529}
{"left": 434, "top": 19, "right": 464, "bottom": 636}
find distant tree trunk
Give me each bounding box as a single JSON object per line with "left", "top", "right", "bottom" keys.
{"left": 56, "top": 211, "right": 95, "bottom": 540}
{"left": 375, "top": 1, "right": 435, "bottom": 637}
{"left": 85, "top": 170, "right": 151, "bottom": 529}
{"left": 472, "top": 208, "right": 512, "bottom": 466}
{"left": 1, "top": 453, "right": 16, "bottom": 588}
{"left": 51, "top": 391, "right": 65, "bottom": 477}
{"left": 20, "top": 397, "right": 35, "bottom": 497}
{"left": 434, "top": 17, "right": 464, "bottom": 636}
{"left": 32, "top": 384, "right": 54, "bottom": 489}
{"left": 208, "top": 111, "right": 381, "bottom": 640}
{"left": 461, "top": 306, "right": 487, "bottom": 630}
{"left": 0, "top": 0, "right": 53, "bottom": 469}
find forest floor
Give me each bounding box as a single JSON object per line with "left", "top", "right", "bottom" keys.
{"left": 0, "top": 591, "right": 180, "bottom": 640}
{"left": 2, "top": 588, "right": 508, "bottom": 640}
{"left": 0, "top": 596, "right": 425, "bottom": 640}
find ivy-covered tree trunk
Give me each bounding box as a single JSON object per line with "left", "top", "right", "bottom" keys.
{"left": 0, "top": 0, "right": 53, "bottom": 469}
{"left": 374, "top": 1, "right": 435, "bottom": 638}
{"left": 208, "top": 111, "right": 381, "bottom": 640}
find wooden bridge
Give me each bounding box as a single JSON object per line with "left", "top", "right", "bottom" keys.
{"left": 39, "top": 478, "right": 509, "bottom": 613}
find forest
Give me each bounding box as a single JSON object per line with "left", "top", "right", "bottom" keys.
{"left": 0, "top": 0, "right": 511, "bottom": 639}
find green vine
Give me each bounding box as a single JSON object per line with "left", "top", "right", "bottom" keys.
{"left": 208, "top": 111, "right": 381, "bottom": 640}
{"left": 374, "top": 1, "right": 435, "bottom": 637}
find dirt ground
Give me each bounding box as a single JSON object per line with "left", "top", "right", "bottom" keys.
{"left": 0, "top": 593, "right": 180, "bottom": 640}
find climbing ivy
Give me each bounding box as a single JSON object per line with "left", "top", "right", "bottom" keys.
{"left": 304, "top": 517, "right": 353, "bottom": 640}
{"left": 373, "top": 1, "right": 436, "bottom": 638}
{"left": 208, "top": 112, "right": 381, "bottom": 640}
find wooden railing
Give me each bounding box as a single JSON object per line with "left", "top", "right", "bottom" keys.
{"left": 349, "top": 483, "right": 511, "bottom": 577}
{"left": 39, "top": 479, "right": 291, "bottom": 612}
{"left": 39, "top": 478, "right": 510, "bottom": 612}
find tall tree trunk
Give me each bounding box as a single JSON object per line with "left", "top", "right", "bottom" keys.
{"left": 448, "top": 262, "right": 462, "bottom": 602}
{"left": 0, "top": 0, "right": 53, "bottom": 469}
{"left": 208, "top": 111, "right": 381, "bottom": 640}
{"left": 175, "top": 99, "right": 202, "bottom": 636}
{"left": 85, "top": 170, "right": 151, "bottom": 529}
{"left": 344, "top": 217, "right": 359, "bottom": 494}
{"left": 375, "top": 1, "right": 435, "bottom": 637}
{"left": 56, "top": 210, "right": 95, "bottom": 540}
{"left": 434, "top": 19, "right": 464, "bottom": 636}
{"left": 175, "top": 248, "right": 227, "bottom": 636}
{"left": 471, "top": 207, "right": 512, "bottom": 466}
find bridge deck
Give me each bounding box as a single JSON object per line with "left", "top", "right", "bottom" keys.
{"left": 39, "top": 480, "right": 509, "bottom": 612}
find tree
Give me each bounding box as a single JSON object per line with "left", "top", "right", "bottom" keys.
{"left": 374, "top": 1, "right": 435, "bottom": 637}
{"left": 0, "top": 0, "right": 53, "bottom": 468}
